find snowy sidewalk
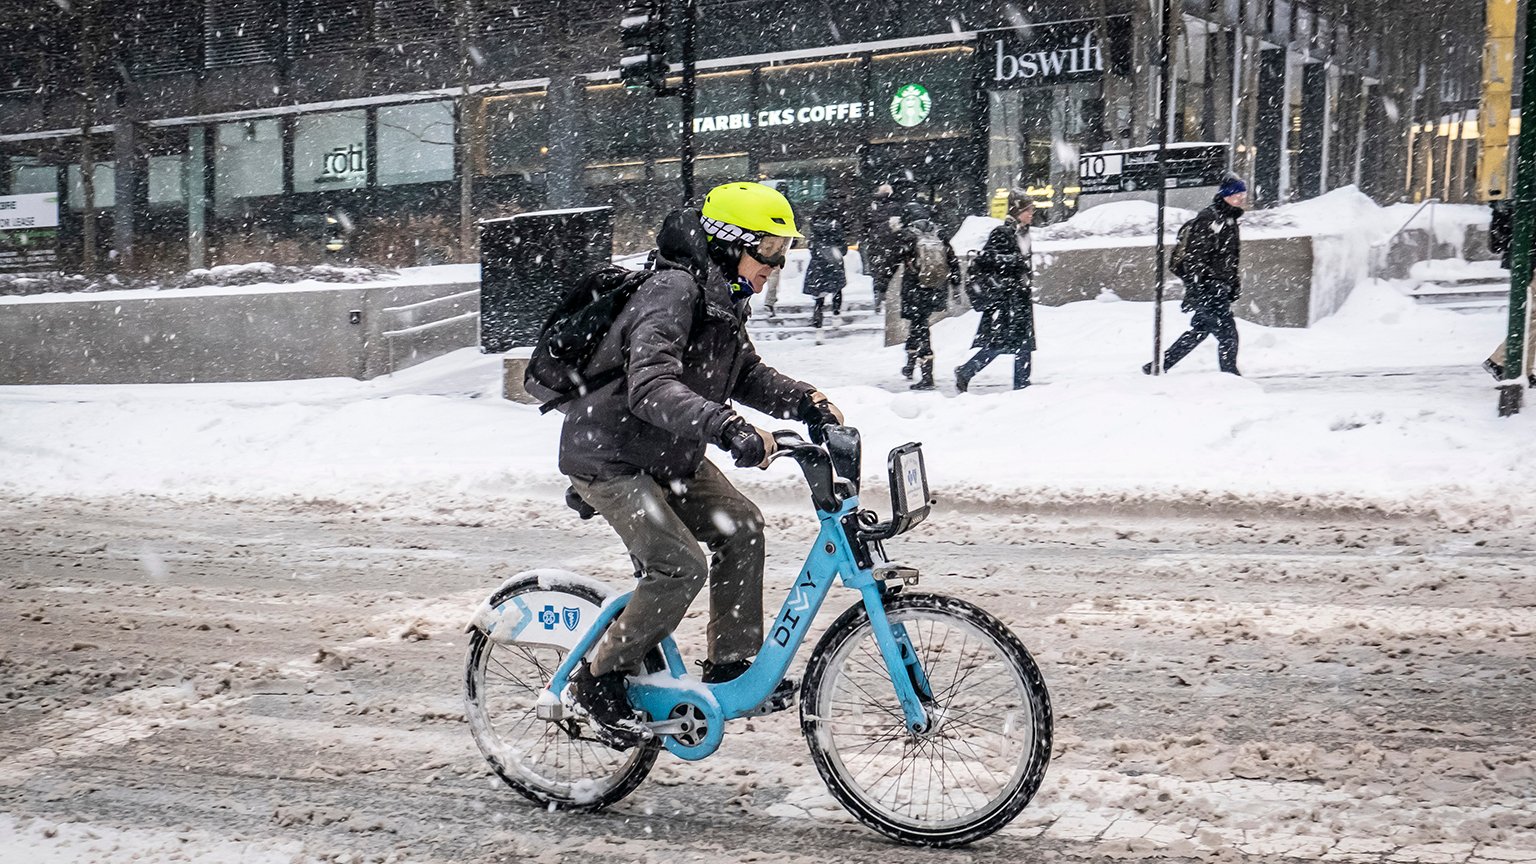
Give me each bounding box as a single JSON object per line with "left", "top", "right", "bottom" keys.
{"left": 0, "top": 280, "right": 1530, "bottom": 520}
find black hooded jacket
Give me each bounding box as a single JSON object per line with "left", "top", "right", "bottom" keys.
{"left": 558, "top": 208, "right": 814, "bottom": 482}
{"left": 968, "top": 219, "right": 1035, "bottom": 353}
{"left": 1179, "top": 195, "right": 1243, "bottom": 311}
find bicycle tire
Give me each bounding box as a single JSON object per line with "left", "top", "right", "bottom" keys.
{"left": 464, "top": 573, "right": 660, "bottom": 811}
{"left": 800, "top": 592, "right": 1052, "bottom": 847}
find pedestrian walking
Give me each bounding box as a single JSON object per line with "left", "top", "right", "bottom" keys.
{"left": 802, "top": 202, "right": 847, "bottom": 341}
{"left": 957, "top": 191, "right": 1036, "bottom": 392}
{"left": 1480, "top": 195, "right": 1535, "bottom": 385}
{"left": 1148, "top": 176, "right": 1247, "bottom": 376}
{"left": 863, "top": 183, "right": 903, "bottom": 312}
{"left": 898, "top": 203, "right": 960, "bottom": 391}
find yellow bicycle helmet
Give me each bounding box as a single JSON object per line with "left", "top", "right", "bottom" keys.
{"left": 700, "top": 182, "right": 803, "bottom": 239}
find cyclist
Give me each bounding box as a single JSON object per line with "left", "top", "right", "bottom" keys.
{"left": 561, "top": 181, "right": 845, "bottom": 747}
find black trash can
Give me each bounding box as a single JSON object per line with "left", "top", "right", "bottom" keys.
{"left": 479, "top": 206, "right": 614, "bottom": 353}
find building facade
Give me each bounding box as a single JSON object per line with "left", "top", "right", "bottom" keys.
{"left": 0, "top": 0, "right": 1484, "bottom": 271}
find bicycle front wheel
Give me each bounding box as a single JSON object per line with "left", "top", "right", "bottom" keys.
{"left": 800, "top": 593, "right": 1052, "bottom": 847}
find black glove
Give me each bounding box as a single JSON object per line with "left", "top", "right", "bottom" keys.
{"left": 719, "top": 415, "right": 774, "bottom": 469}
{"left": 797, "top": 390, "right": 844, "bottom": 430}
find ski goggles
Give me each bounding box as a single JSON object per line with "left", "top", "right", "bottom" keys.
{"left": 745, "top": 234, "right": 792, "bottom": 268}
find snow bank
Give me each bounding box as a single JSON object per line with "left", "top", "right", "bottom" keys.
{"left": 0, "top": 278, "right": 1526, "bottom": 521}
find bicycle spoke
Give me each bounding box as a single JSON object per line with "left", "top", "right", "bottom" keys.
{"left": 809, "top": 603, "right": 1047, "bottom": 835}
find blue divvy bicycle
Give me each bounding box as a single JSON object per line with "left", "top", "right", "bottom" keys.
{"left": 465, "top": 427, "right": 1052, "bottom": 847}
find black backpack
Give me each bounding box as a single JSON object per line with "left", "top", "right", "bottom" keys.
{"left": 1169, "top": 219, "right": 1195, "bottom": 282}
{"left": 524, "top": 264, "right": 656, "bottom": 414}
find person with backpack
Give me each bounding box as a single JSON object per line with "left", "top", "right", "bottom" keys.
{"left": 956, "top": 191, "right": 1036, "bottom": 392}
{"left": 541, "top": 182, "right": 844, "bottom": 747}
{"left": 802, "top": 200, "right": 847, "bottom": 340}
{"left": 898, "top": 202, "right": 961, "bottom": 390}
{"left": 1148, "top": 175, "right": 1247, "bottom": 376}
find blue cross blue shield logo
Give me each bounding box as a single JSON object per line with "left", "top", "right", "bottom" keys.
{"left": 539, "top": 605, "right": 560, "bottom": 630}
{"left": 562, "top": 607, "right": 581, "bottom": 631}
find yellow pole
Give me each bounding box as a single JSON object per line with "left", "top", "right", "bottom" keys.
{"left": 1480, "top": 0, "right": 1517, "bottom": 200}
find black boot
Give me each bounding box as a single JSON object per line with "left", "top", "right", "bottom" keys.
{"left": 954, "top": 366, "right": 971, "bottom": 393}
{"left": 569, "top": 661, "right": 650, "bottom": 750}
{"left": 909, "top": 357, "right": 936, "bottom": 391}
{"left": 900, "top": 351, "right": 916, "bottom": 379}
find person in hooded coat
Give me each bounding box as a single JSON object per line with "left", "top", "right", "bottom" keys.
{"left": 801, "top": 201, "right": 847, "bottom": 334}
{"left": 559, "top": 182, "right": 845, "bottom": 747}
{"left": 896, "top": 202, "right": 961, "bottom": 390}
{"left": 862, "top": 182, "right": 902, "bottom": 311}
{"left": 957, "top": 192, "right": 1036, "bottom": 391}
{"left": 1149, "top": 175, "right": 1246, "bottom": 376}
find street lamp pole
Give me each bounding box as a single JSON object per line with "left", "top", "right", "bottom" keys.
{"left": 1151, "top": 0, "right": 1176, "bottom": 375}
{"left": 1498, "top": 0, "right": 1536, "bottom": 416}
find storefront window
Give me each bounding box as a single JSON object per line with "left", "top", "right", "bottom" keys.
{"left": 215, "top": 119, "right": 282, "bottom": 205}
{"left": 479, "top": 90, "right": 548, "bottom": 176}
{"left": 148, "top": 154, "right": 186, "bottom": 205}
{"left": 585, "top": 84, "right": 647, "bottom": 164}
{"left": 379, "top": 100, "right": 454, "bottom": 185}
{"left": 67, "top": 162, "right": 115, "bottom": 209}
{"left": 659, "top": 70, "right": 753, "bottom": 153}
{"left": 10, "top": 158, "right": 56, "bottom": 195}
{"left": 872, "top": 47, "right": 973, "bottom": 142}
{"left": 758, "top": 58, "right": 866, "bottom": 144}
{"left": 294, "top": 111, "right": 368, "bottom": 193}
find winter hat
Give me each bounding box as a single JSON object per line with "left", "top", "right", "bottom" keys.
{"left": 1219, "top": 175, "right": 1248, "bottom": 198}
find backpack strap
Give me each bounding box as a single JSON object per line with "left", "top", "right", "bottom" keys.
{"left": 538, "top": 366, "right": 627, "bottom": 415}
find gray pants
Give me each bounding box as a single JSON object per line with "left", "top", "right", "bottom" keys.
{"left": 569, "top": 460, "right": 765, "bottom": 677}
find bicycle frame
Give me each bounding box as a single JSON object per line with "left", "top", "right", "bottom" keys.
{"left": 546, "top": 493, "right": 933, "bottom": 761}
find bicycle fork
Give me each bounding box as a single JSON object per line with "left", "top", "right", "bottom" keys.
{"left": 853, "top": 584, "right": 934, "bottom": 734}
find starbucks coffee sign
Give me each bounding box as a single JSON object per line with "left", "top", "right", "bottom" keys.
{"left": 982, "top": 16, "right": 1132, "bottom": 88}
{"left": 889, "top": 84, "right": 932, "bottom": 127}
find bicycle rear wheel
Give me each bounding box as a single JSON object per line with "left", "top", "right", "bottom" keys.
{"left": 464, "top": 573, "right": 659, "bottom": 810}
{"left": 800, "top": 592, "right": 1052, "bottom": 847}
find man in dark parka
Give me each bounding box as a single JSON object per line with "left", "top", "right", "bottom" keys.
{"left": 957, "top": 191, "right": 1036, "bottom": 391}
{"left": 1150, "top": 176, "right": 1247, "bottom": 376}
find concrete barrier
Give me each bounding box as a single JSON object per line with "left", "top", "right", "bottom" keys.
{"left": 0, "top": 278, "right": 479, "bottom": 385}
{"left": 1031, "top": 233, "right": 1326, "bottom": 328}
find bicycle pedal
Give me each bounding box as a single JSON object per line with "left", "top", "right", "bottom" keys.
{"left": 745, "top": 689, "right": 797, "bottom": 717}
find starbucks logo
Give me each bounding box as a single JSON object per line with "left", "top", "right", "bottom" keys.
{"left": 889, "top": 83, "right": 931, "bottom": 127}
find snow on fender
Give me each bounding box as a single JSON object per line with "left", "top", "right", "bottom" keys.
{"left": 466, "top": 568, "right": 617, "bottom": 650}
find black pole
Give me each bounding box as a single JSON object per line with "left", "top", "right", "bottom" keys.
{"left": 1499, "top": 0, "right": 1536, "bottom": 416}
{"left": 679, "top": 0, "right": 697, "bottom": 204}
{"left": 1152, "top": 0, "right": 1175, "bottom": 374}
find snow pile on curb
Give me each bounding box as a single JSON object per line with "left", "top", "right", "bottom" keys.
{"left": 0, "top": 276, "right": 1527, "bottom": 521}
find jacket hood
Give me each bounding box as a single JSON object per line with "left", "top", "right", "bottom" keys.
{"left": 655, "top": 208, "right": 712, "bottom": 282}
{"left": 984, "top": 223, "right": 1022, "bottom": 258}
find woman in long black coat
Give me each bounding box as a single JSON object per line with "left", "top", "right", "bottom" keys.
{"left": 956, "top": 195, "right": 1036, "bottom": 391}
{"left": 801, "top": 204, "right": 847, "bottom": 334}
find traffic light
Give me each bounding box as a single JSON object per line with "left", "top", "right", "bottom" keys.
{"left": 618, "top": 0, "right": 668, "bottom": 93}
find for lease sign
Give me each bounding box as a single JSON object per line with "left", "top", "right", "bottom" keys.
{"left": 0, "top": 193, "right": 60, "bottom": 230}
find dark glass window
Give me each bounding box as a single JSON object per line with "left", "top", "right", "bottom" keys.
{"left": 374, "top": 0, "right": 451, "bottom": 44}
{"left": 205, "top": 0, "right": 282, "bottom": 69}
{"left": 126, "top": 0, "right": 200, "bottom": 76}
{"left": 288, "top": 0, "right": 370, "bottom": 57}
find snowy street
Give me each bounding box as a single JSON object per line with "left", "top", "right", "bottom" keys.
{"left": 4, "top": 272, "right": 1536, "bottom": 860}
{"left": 2, "top": 493, "right": 1532, "bottom": 863}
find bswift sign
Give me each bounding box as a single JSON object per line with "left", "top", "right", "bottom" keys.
{"left": 993, "top": 31, "right": 1103, "bottom": 82}
{"left": 982, "top": 16, "right": 1133, "bottom": 88}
